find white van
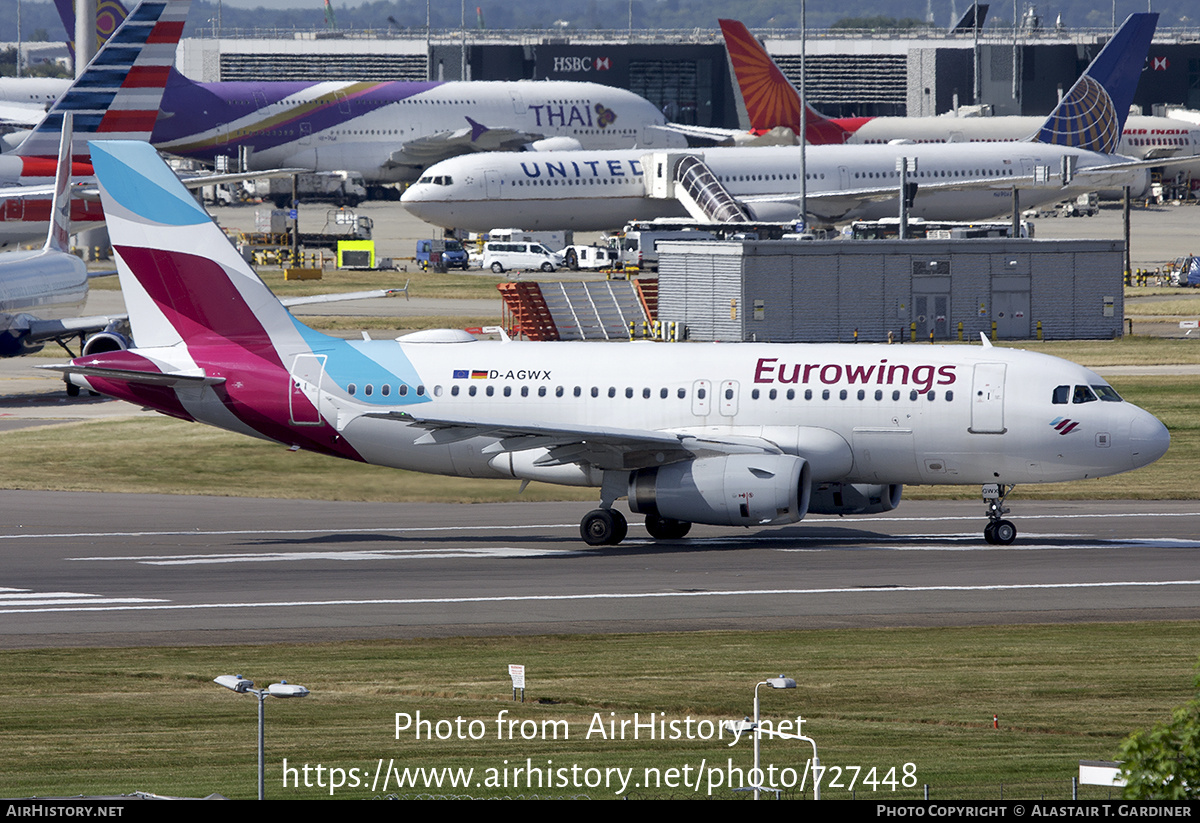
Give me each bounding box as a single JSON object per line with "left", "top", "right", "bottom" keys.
{"left": 479, "top": 242, "right": 562, "bottom": 273}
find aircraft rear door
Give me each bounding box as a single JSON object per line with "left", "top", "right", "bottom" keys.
{"left": 969, "top": 362, "right": 1006, "bottom": 434}
{"left": 289, "top": 353, "right": 327, "bottom": 426}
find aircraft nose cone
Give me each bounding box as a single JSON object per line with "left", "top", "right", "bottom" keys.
{"left": 1129, "top": 410, "right": 1170, "bottom": 470}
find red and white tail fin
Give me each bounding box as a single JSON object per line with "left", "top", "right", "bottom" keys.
{"left": 719, "top": 19, "right": 855, "bottom": 144}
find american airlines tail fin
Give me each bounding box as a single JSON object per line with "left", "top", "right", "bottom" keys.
{"left": 54, "top": 0, "right": 130, "bottom": 60}
{"left": 1032, "top": 12, "right": 1156, "bottom": 153}
{"left": 46, "top": 113, "right": 73, "bottom": 254}
{"left": 718, "top": 19, "right": 856, "bottom": 144}
{"left": 16, "top": 0, "right": 187, "bottom": 160}
{"left": 89, "top": 139, "right": 303, "bottom": 352}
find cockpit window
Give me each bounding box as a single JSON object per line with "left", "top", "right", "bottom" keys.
{"left": 1072, "top": 385, "right": 1098, "bottom": 404}
{"left": 1052, "top": 385, "right": 1069, "bottom": 404}
{"left": 1092, "top": 384, "right": 1123, "bottom": 402}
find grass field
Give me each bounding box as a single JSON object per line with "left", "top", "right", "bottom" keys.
{"left": 0, "top": 626, "right": 1195, "bottom": 800}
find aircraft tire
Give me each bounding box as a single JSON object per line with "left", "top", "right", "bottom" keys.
{"left": 983, "top": 522, "right": 997, "bottom": 544}
{"left": 581, "top": 508, "right": 627, "bottom": 546}
{"left": 993, "top": 520, "right": 1017, "bottom": 545}
{"left": 644, "top": 514, "right": 691, "bottom": 540}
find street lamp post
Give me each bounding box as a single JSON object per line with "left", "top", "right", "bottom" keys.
{"left": 214, "top": 674, "right": 310, "bottom": 800}
{"left": 753, "top": 675, "right": 796, "bottom": 799}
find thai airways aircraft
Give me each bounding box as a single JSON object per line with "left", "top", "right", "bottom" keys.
{"left": 33, "top": 0, "right": 683, "bottom": 188}
{"left": 43, "top": 139, "right": 1170, "bottom": 546}
{"left": 0, "top": 0, "right": 186, "bottom": 247}
{"left": 401, "top": 14, "right": 1159, "bottom": 231}
{"left": 149, "top": 76, "right": 686, "bottom": 187}
{"left": 718, "top": 17, "right": 1200, "bottom": 172}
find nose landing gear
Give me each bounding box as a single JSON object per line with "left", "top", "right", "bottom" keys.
{"left": 982, "top": 483, "right": 1017, "bottom": 545}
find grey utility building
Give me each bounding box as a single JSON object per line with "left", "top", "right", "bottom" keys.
{"left": 657, "top": 238, "right": 1124, "bottom": 343}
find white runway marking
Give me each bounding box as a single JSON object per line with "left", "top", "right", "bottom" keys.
{"left": 69, "top": 547, "right": 585, "bottom": 564}
{"left": 1, "top": 580, "right": 1197, "bottom": 614}
{"left": 0, "top": 509, "right": 1196, "bottom": 544}
{"left": 0, "top": 587, "right": 166, "bottom": 608}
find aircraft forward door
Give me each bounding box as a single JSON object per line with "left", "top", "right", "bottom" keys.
{"left": 969, "top": 363, "right": 1006, "bottom": 434}
{"left": 485, "top": 170, "right": 501, "bottom": 199}
{"left": 289, "top": 353, "right": 327, "bottom": 426}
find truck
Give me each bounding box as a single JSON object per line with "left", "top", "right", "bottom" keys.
{"left": 416, "top": 239, "right": 471, "bottom": 271}
{"left": 250, "top": 171, "right": 368, "bottom": 208}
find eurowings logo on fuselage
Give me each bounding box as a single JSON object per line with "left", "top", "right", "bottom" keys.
{"left": 1051, "top": 417, "right": 1081, "bottom": 435}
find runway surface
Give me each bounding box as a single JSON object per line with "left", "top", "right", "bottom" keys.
{"left": 1, "top": 492, "right": 1196, "bottom": 648}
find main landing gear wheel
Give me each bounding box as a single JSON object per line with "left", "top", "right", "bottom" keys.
{"left": 580, "top": 508, "right": 628, "bottom": 546}
{"left": 983, "top": 520, "right": 1016, "bottom": 545}
{"left": 644, "top": 514, "right": 692, "bottom": 540}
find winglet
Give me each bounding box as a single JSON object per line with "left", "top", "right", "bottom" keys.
{"left": 1031, "top": 13, "right": 1157, "bottom": 154}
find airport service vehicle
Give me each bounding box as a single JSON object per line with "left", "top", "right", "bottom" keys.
{"left": 562, "top": 244, "right": 619, "bottom": 271}
{"left": 617, "top": 226, "right": 717, "bottom": 270}
{"left": 46, "top": 140, "right": 1171, "bottom": 547}
{"left": 252, "top": 171, "right": 368, "bottom": 208}
{"left": 416, "top": 239, "right": 470, "bottom": 271}
{"left": 478, "top": 241, "right": 562, "bottom": 273}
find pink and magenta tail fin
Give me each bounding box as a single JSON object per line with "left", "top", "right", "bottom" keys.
{"left": 89, "top": 139, "right": 299, "bottom": 352}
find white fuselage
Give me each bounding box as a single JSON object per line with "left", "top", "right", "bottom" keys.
{"left": 848, "top": 114, "right": 1200, "bottom": 172}
{"left": 124, "top": 334, "right": 1168, "bottom": 491}
{"left": 401, "top": 142, "right": 1151, "bottom": 232}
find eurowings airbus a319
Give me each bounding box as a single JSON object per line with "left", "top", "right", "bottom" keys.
{"left": 43, "top": 140, "right": 1169, "bottom": 547}
{"left": 401, "top": 14, "right": 1159, "bottom": 231}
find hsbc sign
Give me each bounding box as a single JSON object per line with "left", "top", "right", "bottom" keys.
{"left": 552, "top": 56, "right": 612, "bottom": 72}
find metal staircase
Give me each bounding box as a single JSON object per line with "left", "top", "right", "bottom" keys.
{"left": 672, "top": 155, "right": 753, "bottom": 223}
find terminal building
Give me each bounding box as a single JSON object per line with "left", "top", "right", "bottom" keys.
{"left": 176, "top": 24, "right": 1200, "bottom": 128}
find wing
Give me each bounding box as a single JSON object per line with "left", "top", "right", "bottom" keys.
{"left": 390, "top": 118, "right": 546, "bottom": 168}
{"left": 362, "top": 408, "right": 783, "bottom": 471}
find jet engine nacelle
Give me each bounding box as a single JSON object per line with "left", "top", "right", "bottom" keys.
{"left": 745, "top": 201, "right": 806, "bottom": 222}
{"left": 81, "top": 329, "right": 131, "bottom": 356}
{"left": 526, "top": 136, "right": 585, "bottom": 152}
{"left": 807, "top": 482, "right": 902, "bottom": 516}
{"left": 628, "top": 453, "right": 811, "bottom": 527}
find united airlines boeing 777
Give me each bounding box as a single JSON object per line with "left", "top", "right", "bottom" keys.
{"left": 401, "top": 14, "right": 1159, "bottom": 231}
{"left": 43, "top": 140, "right": 1170, "bottom": 547}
